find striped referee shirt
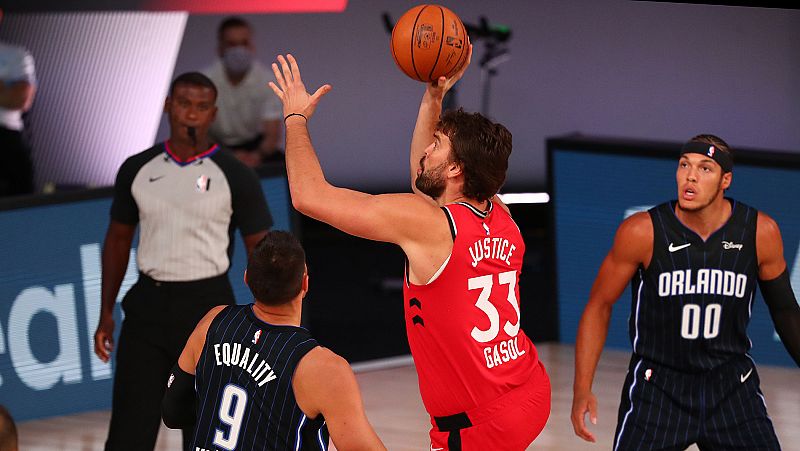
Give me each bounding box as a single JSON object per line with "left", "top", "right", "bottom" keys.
{"left": 110, "top": 142, "right": 272, "bottom": 281}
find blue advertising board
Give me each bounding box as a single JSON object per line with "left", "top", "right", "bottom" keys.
{"left": 0, "top": 176, "right": 292, "bottom": 420}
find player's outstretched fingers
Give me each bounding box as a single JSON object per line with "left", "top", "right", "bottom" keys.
{"left": 277, "top": 55, "right": 293, "bottom": 84}
{"left": 268, "top": 81, "right": 282, "bottom": 100}
{"left": 271, "top": 60, "right": 287, "bottom": 92}
{"left": 286, "top": 54, "right": 303, "bottom": 85}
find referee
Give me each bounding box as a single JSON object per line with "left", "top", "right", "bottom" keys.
{"left": 93, "top": 72, "right": 272, "bottom": 451}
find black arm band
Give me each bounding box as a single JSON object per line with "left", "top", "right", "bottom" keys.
{"left": 759, "top": 269, "right": 798, "bottom": 311}
{"left": 759, "top": 270, "right": 800, "bottom": 367}
{"left": 161, "top": 363, "right": 196, "bottom": 429}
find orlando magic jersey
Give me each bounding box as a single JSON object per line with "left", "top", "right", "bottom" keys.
{"left": 192, "top": 304, "right": 328, "bottom": 450}
{"left": 632, "top": 199, "right": 758, "bottom": 371}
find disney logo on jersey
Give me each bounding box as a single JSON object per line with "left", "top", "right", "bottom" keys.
{"left": 658, "top": 269, "right": 748, "bottom": 298}
{"left": 722, "top": 241, "right": 743, "bottom": 250}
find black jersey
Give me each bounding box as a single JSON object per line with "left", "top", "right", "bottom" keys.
{"left": 192, "top": 304, "right": 328, "bottom": 450}
{"left": 631, "top": 199, "right": 759, "bottom": 371}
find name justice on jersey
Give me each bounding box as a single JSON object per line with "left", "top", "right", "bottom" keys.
{"left": 469, "top": 235, "right": 517, "bottom": 268}
{"left": 658, "top": 269, "right": 748, "bottom": 298}
{"left": 212, "top": 342, "right": 277, "bottom": 387}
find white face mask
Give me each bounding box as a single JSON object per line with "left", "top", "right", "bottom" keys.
{"left": 222, "top": 46, "right": 253, "bottom": 75}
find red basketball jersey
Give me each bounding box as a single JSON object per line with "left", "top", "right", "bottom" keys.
{"left": 404, "top": 201, "right": 539, "bottom": 416}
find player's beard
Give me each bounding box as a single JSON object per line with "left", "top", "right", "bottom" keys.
{"left": 415, "top": 161, "right": 448, "bottom": 199}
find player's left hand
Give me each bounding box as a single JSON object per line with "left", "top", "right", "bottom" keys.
{"left": 426, "top": 43, "right": 472, "bottom": 100}
{"left": 571, "top": 390, "right": 598, "bottom": 442}
{"left": 269, "top": 54, "right": 331, "bottom": 121}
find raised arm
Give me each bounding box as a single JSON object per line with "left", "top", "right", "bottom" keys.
{"left": 571, "top": 212, "right": 652, "bottom": 442}
{"left": 293, "top": 347, "right": 386, "bottom": 450}
{"left": 756, "top": 212, "right": 800, "bottom": 367}
{"left": 409, "top": 45, "right": 472, "bottom": 196}
{"left": 268, "top": 54, "right": 447, "bottom": 252}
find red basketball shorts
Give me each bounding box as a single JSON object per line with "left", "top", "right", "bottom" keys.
{"left": 428, "top": 360, "right": 551, "bottom": 451}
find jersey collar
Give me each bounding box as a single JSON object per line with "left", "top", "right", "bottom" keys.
{"left": 453, "top": 200, "right": 493, "bottom": 219}
{"left": 164, "top": 141, "right": 220, "bottom": 166}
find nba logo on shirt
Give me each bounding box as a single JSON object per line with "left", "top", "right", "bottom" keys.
{"left": 707, "top": 146, "right": 716, "bottom": 157}
{"left": 195, "top": 175, "right": 210, "bottom": 192}
{"left": 252, "top": 329, "right": 262, "bottom": 344}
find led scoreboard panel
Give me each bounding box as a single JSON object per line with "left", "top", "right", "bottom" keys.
{"left": 549, "top": 137, "right": 800, "bottom": 367}
{"left": 0, "top": 174, "right": 292, "bottom": 420}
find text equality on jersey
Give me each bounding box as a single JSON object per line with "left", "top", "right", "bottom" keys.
{"left": 212, "top": 341, "right": 277, "bottom": 387}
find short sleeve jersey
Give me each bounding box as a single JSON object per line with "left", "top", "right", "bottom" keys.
{"left": 403, "top": 201, "right": 539, "bottom": 416}
{"left": 110, "top": 142, "right": 272, "bottom": 281}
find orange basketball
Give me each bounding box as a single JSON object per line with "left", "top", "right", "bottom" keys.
{"left": 390, "top": 4, "right": 470, "bottom": 82}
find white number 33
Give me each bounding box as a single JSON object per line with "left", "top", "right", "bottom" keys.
{"left": 468, "top": 270, "right": 521, "bottom": 343}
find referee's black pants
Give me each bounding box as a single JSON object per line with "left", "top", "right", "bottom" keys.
{"left": 0, "top": 126, "right": 34, "bottom": 197}
{"left": 104, "top": 272, "right": 235, "bottom": 451}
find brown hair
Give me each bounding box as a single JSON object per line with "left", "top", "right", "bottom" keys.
{"left": 246, "top": 231, "right": 306, "bottom": 306}
{"left": 437, "top": 109, "right": 512, "bottom": 202}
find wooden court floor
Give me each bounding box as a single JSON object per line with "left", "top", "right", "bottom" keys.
{"left": 17, "top": 343, "right": 800, "bottom": 450}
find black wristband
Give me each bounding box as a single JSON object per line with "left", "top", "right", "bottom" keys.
{"left": 284, "top": 112, "right": 308, "bottom": 124}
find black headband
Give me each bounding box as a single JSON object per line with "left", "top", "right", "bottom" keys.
{"left": 680, "top": 142, "right": 733, "bottom": 173}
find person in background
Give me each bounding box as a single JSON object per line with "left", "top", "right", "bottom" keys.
{"left": 203, "top": 17, "right": 283, "bottom": 168}
{"left": 163, "top": 231, "right": 386, "bottom": 450}
{"left": 571, "top": 135, "right": 800, "bottom": 449}
{"left": 0, "top": 8, "right": 36, "bottom": 197}
{"left": 94, "top": 72, "right": 272, "bottom": 451}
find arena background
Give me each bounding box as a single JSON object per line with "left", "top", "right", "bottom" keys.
{"left": 1, "top": 0, "right": 799, "bottom": 422}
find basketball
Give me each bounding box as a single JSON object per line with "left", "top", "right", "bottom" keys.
{"left": 390, "top": 4, "right": 470, "bottom": 82}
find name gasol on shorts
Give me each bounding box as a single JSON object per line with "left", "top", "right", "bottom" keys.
{"left": 658, "top": 269, "right": 748, "bottom": 298}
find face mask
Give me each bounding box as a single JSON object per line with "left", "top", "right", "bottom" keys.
{"left": 222, "top": 46, "right": 253, "bottom": 75}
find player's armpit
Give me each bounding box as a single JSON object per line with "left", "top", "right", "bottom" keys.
{"left": 293, "top": 348, "right": 386, "bottom": 451}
